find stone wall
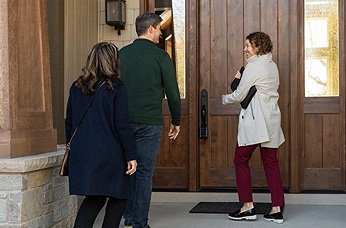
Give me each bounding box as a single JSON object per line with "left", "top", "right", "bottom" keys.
{"left": 0, "top": 146, "right": 77, "bottom": 228}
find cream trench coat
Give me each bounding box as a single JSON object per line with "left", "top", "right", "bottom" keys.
{"left": 222, "top": 53, "right": 285, "bottom": 148}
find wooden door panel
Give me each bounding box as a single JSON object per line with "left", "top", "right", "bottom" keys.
{"left": 304, "top": 168, "right": 342, "bottom": 190}
{"left": 210, "top": 116, "right": 228, "bottom": 168}
{"left": 170, "top": 116, "right": 188, "bottom": 167}
{"left": 207, "top": 168, "right": 268, "bottom": 187}
{"left": 153, "top": 167, "right": 188, "bottom": 189}
{"left": 227, "top": 116, "right": 238, "bottom": 168}
{"left": 209, "top": 168, "right": 236, "bottom": 186}
{"left": 303, "top": 98, "right": 342, "bottom": 189}
{"left": 200, "top": 135, "right": 211, "bottom": 186}
{"left": 210, "top": 0, "right": 227, "bottom": 99}
{"left": 198, "top": 0, "right": 290, "bottom": 189}
{"left": 261, "top": 0, "right": 278, "bottom": 61}
{"left": 303, "top": 113, "right": 342, "bottom": 190}
{"left": 156, "top": 116, "right": 171, "bottom": 167}
{"left": 322, "top": 115, "right": 340, "bottom": 168}
{"left": 227, "top": 0, "right": 245, "bottom": 78}
{"left": 244, "top": 0, "right": 260, "bottom": 37}
{"left": 304, "top": 115, "right": 323, "bottom": 168}
{"left": 199, "top": 0, "right": 237, "bottom": 188}
{"left": 153, "top": 100, "right": 188, "bottom": 189}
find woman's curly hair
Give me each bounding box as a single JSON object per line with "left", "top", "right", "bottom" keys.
{"left": 246, "top": 32, "right": 273, "bottom": 55}
{"left": 76, "top": 42, "right": 120, "bottom": 94}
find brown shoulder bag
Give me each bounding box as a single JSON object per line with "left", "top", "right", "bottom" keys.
{"left": 59, "top": 81, "right": 106, "bottom": 176}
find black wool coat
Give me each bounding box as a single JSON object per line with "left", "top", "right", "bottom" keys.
{"left": 65, "top": 79, "right": 136, "bottom": 199}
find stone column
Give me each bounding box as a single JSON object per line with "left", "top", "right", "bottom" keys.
{"left": 0, "top": 0, "right": 57, "bottom": 158}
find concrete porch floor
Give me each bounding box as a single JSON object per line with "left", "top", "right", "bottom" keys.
{"left": 93, "top": 192, "right": 346, "bottom": 228}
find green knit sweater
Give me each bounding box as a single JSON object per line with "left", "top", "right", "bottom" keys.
{"left": 119, "top": 39, "right": 181, "bottom": 126}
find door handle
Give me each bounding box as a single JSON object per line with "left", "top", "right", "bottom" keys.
{"left": 199, "top": 89, "right": 208, "bottom": 139}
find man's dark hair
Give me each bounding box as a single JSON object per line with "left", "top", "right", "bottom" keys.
{"left": 135, "top": 12, "right": 163, "bottom": 36}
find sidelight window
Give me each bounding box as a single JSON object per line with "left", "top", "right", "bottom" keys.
{"left": 155, "top": 0, "right": 186, "bottom": 98}
{"left": 304, "top": 0, "right": 339, "bottom": 97}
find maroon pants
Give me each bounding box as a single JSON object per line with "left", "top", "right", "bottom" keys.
{"left": 234, "top": 143, "right": 285, "bottom": 206}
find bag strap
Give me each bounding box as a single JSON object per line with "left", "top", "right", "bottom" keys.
{"left": 66, "top": 80, "right": 106, "bottom": 149}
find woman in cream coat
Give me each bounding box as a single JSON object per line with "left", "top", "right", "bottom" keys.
{"left": 222, "top": 32, "right": 285, "bottom": 224}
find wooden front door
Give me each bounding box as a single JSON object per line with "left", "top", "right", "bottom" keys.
{"left": 194, "top": 0, "right": 291, "bottom": 189}
{"left": 150, "top": 0, "right": 346, "bottom": 192}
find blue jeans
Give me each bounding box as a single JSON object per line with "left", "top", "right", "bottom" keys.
{"left": 123, "top": 123, "right": 162, "bottom": 228}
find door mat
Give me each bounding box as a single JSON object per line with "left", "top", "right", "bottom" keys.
{"left": 189, "top": 202, "right": 276, "bottom": 214}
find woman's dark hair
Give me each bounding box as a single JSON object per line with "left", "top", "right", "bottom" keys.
{"left": 135, "top": 12, "right": 163, "bottom": 36}
{"left": 76, "top": 42, "right": 120, "bottom": 94}
{"left": 246, "top": 32, "right": 273, "bottom": 55}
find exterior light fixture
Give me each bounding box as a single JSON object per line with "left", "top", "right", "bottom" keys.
{"left": 105, "top": 0, "right": 126, "bottom": 35}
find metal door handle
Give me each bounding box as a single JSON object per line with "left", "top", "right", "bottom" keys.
{"left": 199, "top": 89, "right": 208, "bottom": 139}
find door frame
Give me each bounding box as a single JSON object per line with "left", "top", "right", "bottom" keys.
{"left": 289, "top": 0, "right": 301, "bottom": 193}
{"left": 186, "top": 0, "right": 199, "bottom": 191}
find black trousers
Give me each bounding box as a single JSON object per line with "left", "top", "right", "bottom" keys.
{"left": 74, "top": 195, "right": 127, "bottom": 228}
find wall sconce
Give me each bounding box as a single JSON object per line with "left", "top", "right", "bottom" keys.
{"left": 105, "top": 0, "right": 126, "bottom": 35}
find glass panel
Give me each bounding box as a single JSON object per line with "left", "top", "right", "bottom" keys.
{"left": 165, "top": 34, "right": 173, "bottom": 57}
{"left": 172, "top": 0, "right": 185, "bottom": 98}
{"left": 122, "top": 1, "right": 126, "bottom": 23}
{"left": 305, "top": 19, "right": 328, "bottom": 48}
{"left": 304, "top": 0, "right": 339, "bottom": 97}
{"left": 107, "top": 2, "right": 119, "bottom": 21}
{"left": 155, "top": 0, "right": 185, "bottom": 98}
{"left": 305, "top": 59, "right": 328, "bottom": 96}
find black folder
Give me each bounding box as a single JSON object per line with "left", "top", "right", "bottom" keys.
{"left": 230, "top": 66, "right": 257, "bottom": 109}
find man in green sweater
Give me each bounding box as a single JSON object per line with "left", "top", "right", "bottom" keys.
{"left": 119, "top": 12, "right": 181, "bottom": 228}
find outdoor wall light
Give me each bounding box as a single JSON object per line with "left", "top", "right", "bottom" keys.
{"left": 105, "top": 0, "right": 126, "bottom": 35}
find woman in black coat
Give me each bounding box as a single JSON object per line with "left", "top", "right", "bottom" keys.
{"left": 65, "top": 42, "right": 137, "bottom": 228}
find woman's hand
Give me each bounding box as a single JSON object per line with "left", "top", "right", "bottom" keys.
{"left": 234, "top": 71, "right": 241, "bottom": 79}
{"left": 126, "top": 160, "right": 137, "bottom": 175}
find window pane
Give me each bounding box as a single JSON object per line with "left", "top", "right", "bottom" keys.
{"left": 304, "top": 0, "right": 339, "bottom": 97}
{"left": 305, "top": 19, "right": 328, "bottom": 48}
{"left": 155, "top": 0, "right": 186, "bottom": 99}
{"left": 305, "top": 59, "right": 328, "bottom": 96}
{"left": 172, "top": 0, "right": 185, "bottom": 98}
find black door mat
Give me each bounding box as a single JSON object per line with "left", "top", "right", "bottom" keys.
{"left": 189, "top": 202, "right": 276, "bottom": 214}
